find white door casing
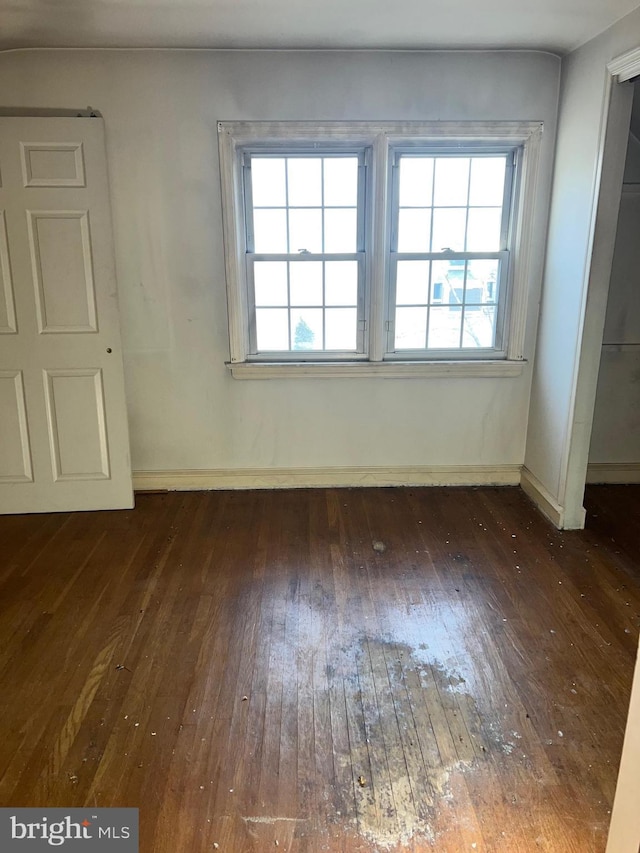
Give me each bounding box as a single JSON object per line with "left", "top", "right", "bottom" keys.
{"left": 0, "top": 117, "right": 133, "bottom": 513}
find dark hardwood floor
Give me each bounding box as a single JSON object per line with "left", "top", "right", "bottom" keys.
{"left": 0, "top": 485, "right": 639, "bottom": 852}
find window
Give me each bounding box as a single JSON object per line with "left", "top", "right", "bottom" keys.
{"left": 391, "top": 152, "right": 512, "bottom": 355}
{"left": 246, "top": 152, "right": 365, "bottom": 355}
{"left": 218, "top": 122, "right": 543, "bottom": 378}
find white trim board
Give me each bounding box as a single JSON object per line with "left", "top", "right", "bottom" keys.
{"left": 133, "top": 464, "right": 521, "bottom": 492}
{"left": 520, "top": 466, "right": 583, "bottom": 529}
{"left": 132, "top": 465, "right": 605, "bottom": 531}
{"left": 586, "top": 463, "right": 640, "bottom": 484}
{"left": 608, "top": 47, "right": 640, "bottom": 83}
{"left": 134, "top": 460, "right": 640, "bottom": 492}
{"left": 227, "top": 360, "right": 526, "bottom": 379}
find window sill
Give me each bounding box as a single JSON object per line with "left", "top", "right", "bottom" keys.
{"left": 226, "top": 359, "right": 527, "bottom": 379}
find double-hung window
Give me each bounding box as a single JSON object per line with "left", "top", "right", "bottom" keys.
{"left": 246, "top": 150, "right": 366, "bottom": 356}
{"left": 390, "top": 150, "right": 513, "bottom": 356}
{"left": 219, "top": 122, "right": 542, "bottom": 377}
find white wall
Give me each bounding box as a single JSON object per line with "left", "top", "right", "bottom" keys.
{"left": 622, "top": 130, "right": 640, "bottom": 182}
{"left": 524, "top": 8, "right": 640, "bottom": 525}
{"left": 0, "top": 50, "right": 559, "bottom": 478}
{"left": 589, "top": 193, "right": 640, "bottom": 477}
{"left": 589, "top": 94, "right": 640, "bottom": 476}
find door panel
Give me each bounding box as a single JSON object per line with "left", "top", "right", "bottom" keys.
{"left": 20, "top": 142, "right": 86, "bottom": 188}
{"left": 0, "top": 370, "right": 32, "bottom": 482}
{"left": 43, "top": 368, "right": 110, "bottom": 481}
{"left": 0, "top": 117, "right": 132, "bottom": 513}
{"left": 28, "top": 210, "right": 98, "bottom": 333}
{"left": 0, "top": 211, "right": 16, "bottom": 333}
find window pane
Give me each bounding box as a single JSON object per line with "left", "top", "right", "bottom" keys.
{"left": 469, "top": 157, "right": 506, "bottom": 206}
{"left": 431, "top": 208, "right": 466, "bottom": 252}
{"left": 324, "top": 208, "right": 357, "bottom": 252}
{"left": 438, "top": 260, "right": 467, "bottom": 306}
{"left": 325, "top": 308, "right": 357, "bottom": 349}
{"left": 399, "top": 158, "right": 434, "bottom": 207}
{"left": 251, "top": 158, "right": 286, "bottom": 207}
{"left": 324, "top": 158, "right": 358, "bottom": 206}
{"left": 396, "top": 261, "right": 430, "bottom": 305}
{"left": 467, "top": 259, "right": 499, "bottom": 304}
{"left": 462, "top": 305, "right": 496, "bottom": 348}
{"left": 433, "top": 158, "right": 470, "bottom": 206}
{"left": 291, "top": 309, "right": 323, "bottom": 351}
{"left": 254, "top": 261, "right": 288, "bottom": 306}
{"left": 466, "top": 208, "right": 502, "bottom": 251}
{"left": 395, "top": 307, "right": 427, "bottom": 349}
{"left": 462, "top": 263, "right": 482, "bottom": 306}
{"left": 288, "top": 208, "right": 322, "bottom": 254}
{"left": 253, "top": 209, "right": 287, "bottom": 253}
{"left": 290, "top": 261, "right": 322, "bottom": 306}
{"left": 397, "top": 208, "right": 431, "bottom": 252}
{"left": 287, "top": 158, "right": 322, "bottom": 206}
{"left": 325, "top": 261, "right": 358, "bottom": 305}
{"left": 428, "top": 306, "right": 462, "bottom": 348}
{"left": 256, "top": 308, "right": 289, "bottom": 350}
{"left": 431, "top": 260, "right": 452, "bottom": 303}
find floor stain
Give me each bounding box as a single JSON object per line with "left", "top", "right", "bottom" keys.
{"left": 333, "top": 636, "right": 494, "bottom": 849}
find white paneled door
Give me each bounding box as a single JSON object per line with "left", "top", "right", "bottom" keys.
{"left": 0, "top": 117, "right": 133, "bottom": 513}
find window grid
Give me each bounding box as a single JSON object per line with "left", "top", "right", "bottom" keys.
{"left": 389, "top": 151, "right": 513, "bottom": 355}
{"left": 249, "top": 156, "right": 361, "bottom": 255}
{"left": 244, "top": 151, "right": 366, "bottom": 357}
{"left": 393, "top": 155, "right": 510, "bottom": 252}
{"left": 391, "top": 257, "right": 504, "bottom": 353}
{"left": 252, "top": 255, "right": 361, "bottom": 354}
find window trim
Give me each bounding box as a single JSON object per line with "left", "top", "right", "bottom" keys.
{"left": 218, "top": 120, "right": 543, "bottom": 375}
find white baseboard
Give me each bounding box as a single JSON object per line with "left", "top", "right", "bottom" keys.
{"left": 132, "top": 464, "right": 589, "bottom": 531}
{"left": 520, "top": 466, "right": 568, "bottom": 528}
{"left": 586, "top": 462, "right": 640, "bottom": 484}
{"left": 133, "top": 464, "right": 522, "bottom": 492}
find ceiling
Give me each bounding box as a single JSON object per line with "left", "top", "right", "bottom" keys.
{"left": 1, "top": 0, "right": 639, "bottom": 54}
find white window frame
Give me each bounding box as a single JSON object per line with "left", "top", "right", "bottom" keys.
{"left": 218, "top": 120, "right": 543, "bottom": 379}
{"left": 387, "top": 147, "right": 516, "bottom": 360}
{"left": 243, "top": 146, "right": 370, "bottom": 361}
